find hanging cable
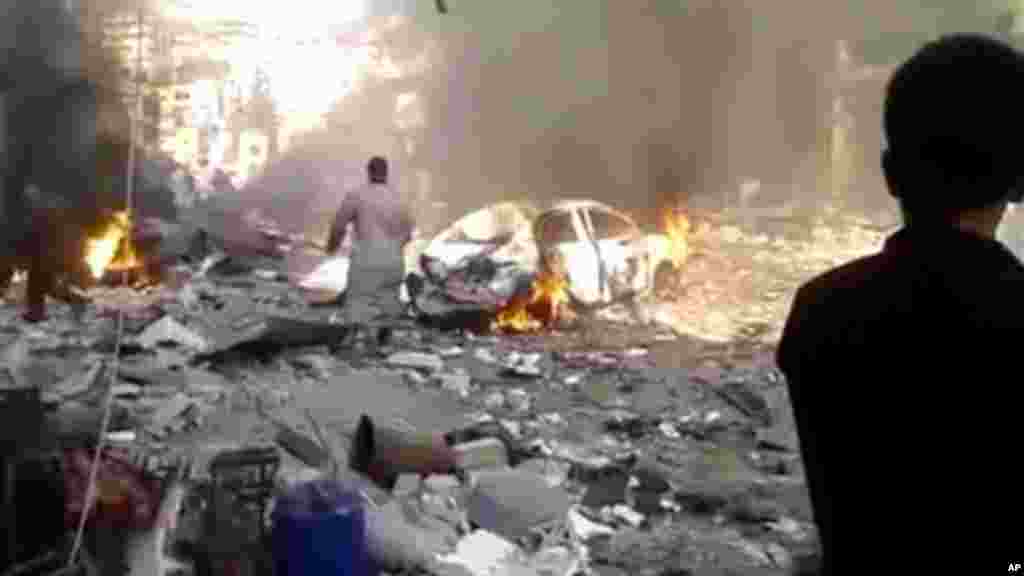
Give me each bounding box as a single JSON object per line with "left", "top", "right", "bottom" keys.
{"left": 66, "top": 4, "right": 144, "bottom": 569}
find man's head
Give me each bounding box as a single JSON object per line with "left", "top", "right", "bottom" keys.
{"left": 368, "top": 156, "right": 388, "bottom": 184}
{"left": 883, "top": 34, "right": 1024, "bottom": 232}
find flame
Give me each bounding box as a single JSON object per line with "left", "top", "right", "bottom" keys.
{"left": 84, "top": 211, "right": 141, "bottom": 279}
{"left": 663, "top": 209, "right": 691, "bottom": 267}
{"left": 494, "top": 268, "right": 571, "bottom": 332}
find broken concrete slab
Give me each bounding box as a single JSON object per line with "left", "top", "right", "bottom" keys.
{"left": 118, "top": 365, "right": 188, "bottom": 390}
{"left": 441, "top": 530, "right": 519, "bottom": 576}
{"left": 387, "top": 351, "right": 444, "bottom": 372}
{"left": 567, "top": 507, "right": 615, "bottom": 541}
{"left": 198, "top": 315, "right": 350, "bottom": 362}
{"left": 467, "top": 468, "right": 572, "bottom": 541}
{"left": 137, "top": 316, "right": 210, "bottom": 352}
{"left": 368, "top": 498, "right": 460, "bottom": 571}
{"left": 147, "top": 393, "right": 196, "bottom": 437}
{"left": 438, "top": 372, "right": 473, "bottom": 398}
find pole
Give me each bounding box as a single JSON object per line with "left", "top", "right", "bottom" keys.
{"left": 126, "top": 6, "right": 144, "bottom": 223}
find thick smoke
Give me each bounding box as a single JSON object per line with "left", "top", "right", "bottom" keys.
{"left": 395, "top": 0, "right": 840, "bottom": 228}
{"left": 258, "top": 1, "right": 956, "bottom": 236}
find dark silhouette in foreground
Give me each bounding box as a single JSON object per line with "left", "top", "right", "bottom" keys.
{"left": 778, "top": 34, "right": 1024, "bottom": 574}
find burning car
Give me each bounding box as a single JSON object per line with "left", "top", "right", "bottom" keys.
{"left": 531, "top": 200, "right": 684, "bottom": 304}
{"left": 411, "top": 202, "right": 541, "bottom": 309}
{"left": 406, "top": 199, "right": 688, "bottom": 330}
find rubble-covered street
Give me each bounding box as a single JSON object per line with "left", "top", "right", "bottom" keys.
{"left": 0, "top": 209, "right": 881, "bottom": 575}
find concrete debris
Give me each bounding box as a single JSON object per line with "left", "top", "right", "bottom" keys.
{"left": 441, "top": 530, "right": 519, "bottom": 576}
{"left": 766, "top": 516, "right": 811, "bottom": 542}
{"left": 137, "top": 315, "right": 210, "bottom": 352}
{"left": 453, "top": 437, "right": 509, "bottom": 471}
{"left": 42, "top": 360, "right": 105, "bottom": 405}
{"left": 658, "top": 421, "right": 680, "bottom": 439}
{"left": 106, "top": 429, "right": 137, "bottom": 444}
{"left": 468, "top": 468, "right": 573, "bottom": 542}
{"left": 567, "top": 506, "right": 616, "bottom": 540}
{"left": 112, "top": 383, "right": 142, "bottom": 398}
{"left": 369, "top": 498, "right": 458, "bottom": 571}
{"left": 146, "top": 393, "right": 197, "bottom": 438}
{"left": 505, "top": 389, "right": 531, "bottom": 412}
{"left": 515, "top": 458, "right": 570, "bottom": 488}
{"left": 389, "top": 351, "right": 445, "bottom": 372}
{"left": 611, "top": 505, "right": 645, "bottom": 528}
{"left": 291, "top": 353, "right": 334, "bottom": 380}
{"left": 0, "top": 204, "right": 852, "bottom": 576}
{"left": 485, "top": 391, "right": 506, "bottom": 410}
{"left": 473, "top": 348, "right": 498, "bottom": 364}
{"left": 438, "top": 372, "right": 473, "bottom": 397}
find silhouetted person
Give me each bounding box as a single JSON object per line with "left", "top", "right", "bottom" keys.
{"left": 2, "top": 0, "right": 99, "bottom": 322}
{"left": 327, "top": 156, "right": 413, "bottom": 352}
{"left": 778, "top": 34, "right": 1024, "bottom": 574}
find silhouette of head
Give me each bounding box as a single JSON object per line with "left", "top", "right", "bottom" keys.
{"left": 883, "top": 34, "right": 1024, "bottom": 219}
{"left": 368, "top": 156, "right": 388, "bottom": 184}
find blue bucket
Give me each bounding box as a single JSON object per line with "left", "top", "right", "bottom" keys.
{"left": 272, "top": 479, "right": 370, "bottom": 576}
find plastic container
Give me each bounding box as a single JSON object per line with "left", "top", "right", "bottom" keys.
{"left": 272, "top": 479, "right": 370, "bottom": 576}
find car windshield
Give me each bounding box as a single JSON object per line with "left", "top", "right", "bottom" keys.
{"left": 536, "top": 211, "right": 577, "bottom": 244}
{"left": 588, "top": 209, "right": 636, "bottom": 240}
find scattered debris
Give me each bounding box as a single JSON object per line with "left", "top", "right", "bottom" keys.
{"left": 468, "top": 468, "right": 573, "bottom": 541}
{"left": 453, "top": 437, "right": 509, "bottom": 471}
{"left": 0, "top": 202, "right": 854, "bottom": 575}
{"left": 389, "top": 351, "right": 445, "bottom": 372}
{"left": 138, "top": 316, "right": 209, "bottom": 351}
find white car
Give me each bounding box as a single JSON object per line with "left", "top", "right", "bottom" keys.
{"left": 533, "top": 200, "right": 678, "bottom": 304}
{"left": 410, "top": 199, "right": 680, "bottom": 307}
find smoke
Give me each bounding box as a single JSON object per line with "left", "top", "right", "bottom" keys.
{"left": 260, "top": 1, "right": 988, "bottom": 235}
{"left": 348, "top": 0, "right": 843, "bottom": 229}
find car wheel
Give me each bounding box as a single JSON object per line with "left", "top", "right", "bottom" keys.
{"left": 653, "top": 261, "right": 679, "bottom": 299}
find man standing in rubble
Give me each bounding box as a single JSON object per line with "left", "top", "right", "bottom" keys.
{"left": 778, "top": 34, "right": 1024, "bottom": 575}
{"left": 327, "top": 156, "right": 413, "bottom": 352}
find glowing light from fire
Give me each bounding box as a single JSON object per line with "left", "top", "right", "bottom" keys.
{"left": 494, "top": 269, "right": 572, "bottom": 333}
{"left": 84, "top": 211, "right": 140, "bottom": 279}
{"left": 663, "top": 209, "right": 691, "bottom": 267}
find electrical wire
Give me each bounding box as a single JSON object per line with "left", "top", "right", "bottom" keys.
{"left": 66, "top": 5, "right": 144, "bottom": 568}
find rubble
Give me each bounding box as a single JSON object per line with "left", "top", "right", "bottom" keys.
{"left": 0, "top": 204, "right": 867, "bottom": 575}
{"left": 137, "top": 315, "right": 210, "bottom": 352}
{"left": 467, "top": 468, "right": 573, "bottom": 541}
{"left": 388, "top": 351, "right": 445, "bottom": 372}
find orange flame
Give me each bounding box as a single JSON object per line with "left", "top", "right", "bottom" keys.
{"left": 494, "top": 268, "right": 571, "bottom": 332}
{"left": 663, "top": 209, "right": 690, "bottom": 267}
{"left": 84, "top": 211, "right": 141, "bottom": 279}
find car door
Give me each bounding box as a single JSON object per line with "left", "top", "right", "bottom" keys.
{"left": 535, "top": 208, "right": 603, "bottom": 304}
{"left": 583, "top": 206, "right": 645, "bottom": 298}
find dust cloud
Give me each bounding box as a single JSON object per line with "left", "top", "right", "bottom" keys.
{"left": 312, "top": 0, "right": 847, "bottom": 232}
{"left": 216, "top": 1, "right": 929, "bottom": 235}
